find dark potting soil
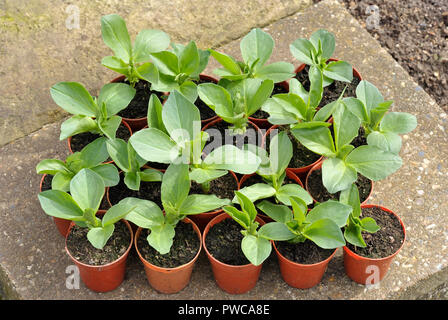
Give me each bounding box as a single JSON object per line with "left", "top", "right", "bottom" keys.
{"left": 250, "top": 82, "right": 289, "bottom": 119}
{"left": 265, "top": 125, "right": 321, "bottom": 168}
{"left": 137, "top": 221, "right": 200, "bottom": 268}
{"left": 195, "top": 77, "right": 218, "bottom": 121}
{"left": 41, "top": 174, "right": 110, "bottom": 210}
{"left": 295, "top": 65, "right": 360, "bottom": 108}
{"left": 66, "top": 220, "right": 131, "bottom": 266}
{"left": 307, "top": 168, "right": 371, "bottom": 203}
{"left": 350, "top": 126, "right": 368, "bottom": 149}
{"left": 189, "top": 173, "right": 238, "bottom": 201}
{"left": 117, "top": 79, "right": 166, "bottom": 119}
{"left": 346, "top": 206, "right": 404, "bottom": 259}
{"left": 70, "top": 122, "right": 131, "bottom": 153}
{"left": 146, "top": 162, "right": 169, "bottom": 170}
{"left": 275, "top": 239, "right": 335, "bottom": 264}
{"left": 107, "top": 172, "right": 162, "bottom": 208}
{"left": 205, "top": 218, "right": 250, "bottom": 266}
{"left": 202, "top": 120, "right": 263, "bottom": 153}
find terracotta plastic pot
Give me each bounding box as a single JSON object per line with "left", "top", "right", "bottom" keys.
{"left": 273, "top": 242, "right": 338, "bottom": 289}
{"left": 65, "top": 210, "right": 134, "bottom": 292}
{"left": 203, "top": 213, "right": 266, "bottom": 294}
{"left": 248, "top": 80, "right": 290, "bottom": 129}
{"left": 239, "top": 170, "right": 304, "bottom": 223}
{"left": 134, "top": 218, "right": 202, "bottom": 294}
{"left": 305, "top": 161, "right": 373, "bottom": 205}
{"left": 202, "top": 117, "right": 264, "bottom": 149}
{"left": 343, "top": 204, "right": 406, "bottom": 285}
{"left": 39, "top": 174, "right": 74, "bottom": 237}
{"left": 263, "top": 125, "right": 324, "bottom": 180}
{"left": 67, "top": 119, "right": 132, "bottom": 157}
{"left": 188, "top": 171, "right": 239, "bottom": 232}
{"left": 294, "top": 58, "right": 362, "bottom": 81}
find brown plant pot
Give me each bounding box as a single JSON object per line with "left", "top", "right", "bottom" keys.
{"left": 134, "top": 218, "right": 202, "bottom": 294}
{"left": 203, "top": 213, "right": 266, "bottom": 294}
{"left": 343, "top": 204, "right": 406, "bottom": 285}
{"left": 263, "top": 125, "right": 324, "bottom": 180}
{"left": 64, "top": 210, "right": 134, "bottom": 292}
{"left": 188, "top": 171, "right": 240, "bottom": 232}
{"left": 305, "top": 161, "right": 373, "bottom": 205}
{"left": 294, "top": 58, "right": 363, "bottom": 81}
{"left": 238, "top": 170, "right": 304, "bottom": 223}
{"left": 248, "top": 80, "right": 290, "bottom": 130}
{"left": 67, "top": 119, "right": 133, "bottom": 159}
{"left": 273, "top": 243, "right": 338, "bottom": 289}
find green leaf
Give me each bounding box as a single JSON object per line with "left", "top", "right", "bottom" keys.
{"left": 69, "top": 169, "right": 105, "bottom": 211}
{"left": 38, "top": 190, "right": 84, "bottom": 220}
{"left": 203, "top": 145, "right": 261, "bottom": 174}
{"left": 333, "top": 101, "right": 361, "bottom": 150}
{"left": 50, "top": 82, "right": 96, "bottom": 117}
{"left": 179, "top": 194, "right": 230, "bottom": 215}
{"left": 147, "top": 224, "right": 176, "bottom": 254}
{"left": 234, "top": 183, "right": 276, "bottom": 203}
{"left": 150, "top": 51, "right": 179, "bottom": 76}
{"left": 234, "top": 191, "right": 257, "bottom": 223}
{"left": 313, "top": 101, "right": 338, "bottom": 122}
{"left": 262, "top": 94, "right": 304, "bottom": 125}
{"left": 98, "top": 83, "right": 136, "bottom": 116}
{"left": 178, "top": 41, "right": 200, "bottom": 75}
{"left": 136, "top": 62, "right": 159, "bottom": 84}
{"left": 51, "top": 171, "right": 73, "bottom": 192}
{"left": 189, "top": 168, "right": 227, "bottom": 184}
{"left": 276, "top": 184, "right": 313, "bottom": 206}
{"left": 307, "top": 65, "right": 324, "bottom": 109}
{"left": 289, "top": 78, "right": 309, "bottom": 102}
{"left": 367, "top": 131, "right": 402, "bottom": 154}
{"left": 87, "top": 224, "right": 115, "bottom": 250}
{"left": 162, "top": 90, "right": 201, "bottom": 145}
{"left": 36, "top": 159, "right": 69, "bottom": 175}
{"left": 343, "top": 97, "right": 369, "bottom": 123}
{"left": 178, "top": 81, "right": 198, "bottom": 103}
{"left": 344, "top": 220, "right": 366, "bottom": 247}
{"left": 323, "top": 60, "right": 353, "bottom": 83}
{"left": 356, "top": 80, "right": 384, "bottom": 113}
{"left": 60, "top": 115, "right": 98, "bottom": 140}
{"left": 290, "top": 38, "right": 316, "bottom": 65}
{"left": 345, "top": 145, "right": 403, "bottom": 181}
{"left": 258, "top": 222, "right": 295, "bottom": 241}
{"left": 147, "top": 94, "right": 167, "bottom": 133}
{"left": 198, "top": 82, "right": 234, "bottom": 119}
{"left": 254, "top": 62, "right": 295, "bottom": 83}
{"left": 303, "top": 219, "right": 346, "bottom": 249}
{"left": 106, "top": 138, "right": 130, "bottom": 171}
{"left": 241, "top": 235, "right": 271, "bottom": 266}
{"left": 306, "top": 200, "right": 352, "bottom": 228}
{"left": 98, "top": 115, "right": 122, "bottom": 140}
{"left": 321, "top": 157, "right": 357, "bottom": 194}
{"left": 310, "top": 29, "right": 335, "bottom": 60}
{"left": 80, "top": 137, "right": 109, "bottom": 167}
{"left": 290, "top": 196, "right": 307, "bottom": 225}
{"left": 139, "top": 168, "right": 163, "bottom": 182}
{"left": 240, "top": 28, "right": 274, "bottom": 70}
{"left": 102, "top": 202, "right": 137, "bottom": 227}
{"left": 380, "top": 112, "right": 417, "bottom": 134}
{"left": 291, "top": 125, "right": 336, "bottom": 157}
{"left": 133, "top": 29, "right": 170, "bottom": 63}
{"left": 339, "top": 183, "right": 361, "bottom": 218}
{"left": 120, "top": 197, "right": 164, "bottom": 228}
{"left": 102, "top": 56, "right": 129, "bottom": 75}
{"left": 268, "top": 131, "right": 292, "bottom": 177}
{"left": 101, "top": 14, "right": 132, "bottom": 62}
{"left": 161, "top": 163, "right": 190, "bottom": 212}
{"left": 246, "top": 79, "right": 274, "bottom": 116}
{"left": 370, "top": 100, "right": 393, "bottom": 128}
{"left": 361, "top": 217, "right": 380, "bottom": 233}
{"left": 123, "top": 171, "right": 141, "bottom": 190}
{"left": 222, "top": 206, "right": 250, "bottom": 229}
{"left": 130, "top": 128, "right": 180, "bottom": 163}
{"left": 209, "top": 49, "right": 242, "bottom": 75}
{"left": 257, "top": 201, "right": 292, "bottom": 223}
{"left": 89, "top": 164, "right": 119, "bottom": 187}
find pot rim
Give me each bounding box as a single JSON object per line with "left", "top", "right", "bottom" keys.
{"left": 64, "top": 210, "right": 134, "bottom": 269}
{"left": 134, "top": 217, "right": 202, "bottom": 272}
{"left": 343, "top": 204, "right": 407, "bottom": 262}
{"left": 202, "top": 212, "right": 265, "bottom": 269}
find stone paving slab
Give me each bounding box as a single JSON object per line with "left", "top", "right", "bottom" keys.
{"left": 1, "top": 0, "right": 447, "bottom": 299}
{"left": 0, "top": 0, "right": 312, "bottom": 147}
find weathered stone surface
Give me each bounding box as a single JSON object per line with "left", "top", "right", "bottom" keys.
{"left": 0, "top": 0, "right": 312, "bottom": 147}
{"left": 0, "top": 0, "right": 447, "bottom": 299}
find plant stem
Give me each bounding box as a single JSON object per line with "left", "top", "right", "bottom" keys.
{"left": 201, "top": 181, "right": 211, "bottom": 194}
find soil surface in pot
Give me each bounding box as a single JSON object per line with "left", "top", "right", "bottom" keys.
{"left": 70, "top": 122, "right": 131, "bottom": 153}
{"left": 250, "top": 82, "right": 289, "bottom": 119}
{"left": 295, "top": 65, "right": 360, "bottom": 108}
{"left": 350, "top": 126, "right": 368, "bottom": 148}
{"left": 189, "top": 173, "right": 238, "bottom": 201}
{"left": 41, "top": 174, "right": 109, "bottom": 210}
{"left": 265, "top": 125, "right": 321, "bottom": 168}
{"left": 195, "top": 77, "right": 218, "bottom": 121}
{"left": 108, "top": 173, "right": 162, "bottom": 208}
{"left": 206, "top": 218, "right": 250, "bottom": 265}
{"left": 346, "top": 206, "right": 405, "bottom": 259}
{"left": 66, "top": 220, "right": 130, "bottom": 266}
{"left": 137, "top": 222, "right": 200, "bottom": 268}
{"left": 307, "top": 168, "right": 371, "bottom": 203}
{"left": 275, "top": 240, "right": 335, "bottom": 264}
{"left": 203, "top": 120, "right": 263, "bottom": 153}
{"left": 117, "top": 79, "right": 166, "bottom": 119}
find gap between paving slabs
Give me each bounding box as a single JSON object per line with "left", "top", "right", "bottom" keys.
{"left": 1, "top": 0, "right": 448, "bottom": 299}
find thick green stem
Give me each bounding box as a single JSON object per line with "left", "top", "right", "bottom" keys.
{"left": 201, "top": 181, "right": 211, "bottom": 194}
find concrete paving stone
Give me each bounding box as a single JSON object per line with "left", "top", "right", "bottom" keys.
{"left": 0, "top": 0, "right": 312, "bottom": 147}
{"left": 0, "top": 0, "right": 447, "bottom": 299}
